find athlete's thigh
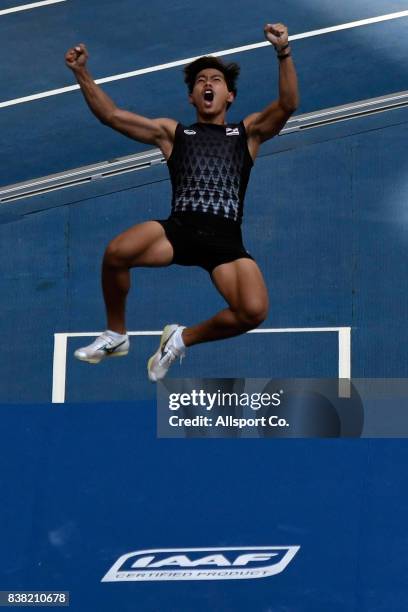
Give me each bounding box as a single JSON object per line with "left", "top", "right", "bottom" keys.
{"left": 210, "top": 258, "right": 269, "bottom": 311}
{"left": 108, "top": 221, "right": 173, "bottom": 267}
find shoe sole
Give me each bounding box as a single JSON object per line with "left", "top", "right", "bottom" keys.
{"left": 147, "top": 325, "right": 178, "bottom": 382}
{"left": 147, "top": 354, "right": 159, "bottom": 381}
{"left": 75, "top": 349, "right": 129, "bottom": 365}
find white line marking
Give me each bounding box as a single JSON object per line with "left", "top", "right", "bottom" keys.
{"left": 52, "top": 333, "right": 68, "bottom": 403}
{"left": 1, "top": 10, "right": 408, "bottom": 109}
{"left": 338, "top": 327, "right": 351, "bottom": 379}
{"left": 52, "top": 327, "right": 351, "bottom": 403}
{"left": 0, "top": 0, "right": 65, "bottom": 17}
{"left": 338, "top": 327, "right": 351, "bottom": 398}
{"left": 60, "top": 327, "right": 347, "bottom": 338}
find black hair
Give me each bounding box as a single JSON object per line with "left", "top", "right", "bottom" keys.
{"left": 183, "top": 56, "right": 240, "bottom": 108}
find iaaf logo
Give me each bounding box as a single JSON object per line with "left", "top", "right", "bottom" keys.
{"left": 101, "top": 546, "right": 300, "bottom": 582}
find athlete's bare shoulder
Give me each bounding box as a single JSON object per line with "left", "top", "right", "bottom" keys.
{"left": 106, "top": 112, "right": 177, "bottom": 159}
{"left": 155, "top": 117, "right": 178, "bottom": 134}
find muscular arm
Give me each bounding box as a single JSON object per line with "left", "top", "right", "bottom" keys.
{"left": 245, "top": 24, "right": 299, "bottom": 155}
{"left": 65, "top": 44, "right": 176, "bottom": 158}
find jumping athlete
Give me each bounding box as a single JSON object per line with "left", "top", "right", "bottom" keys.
{"left": 65, "top": 23, "right": 299, "bottom": 381}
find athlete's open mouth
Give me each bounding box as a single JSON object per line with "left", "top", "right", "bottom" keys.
{"left": 203, "top": 90, "right": 214, "bottom": 102}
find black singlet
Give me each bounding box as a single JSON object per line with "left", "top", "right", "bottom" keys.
{"left": 167, "top": 121, "right": 254, "bottom": 224}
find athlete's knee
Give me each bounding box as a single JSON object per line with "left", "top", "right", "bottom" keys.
{"left": 236, "top": 299, "right": 268, "bottom": 329}
{"left": 103, "top": 238, "right": 129, "bottom": 268}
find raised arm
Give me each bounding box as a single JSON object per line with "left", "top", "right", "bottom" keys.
{"left": 65, "top": 44, "right": 177, "bottom": 159}
{"left": 244, "top": 24, "right": 299, "bottom": 158}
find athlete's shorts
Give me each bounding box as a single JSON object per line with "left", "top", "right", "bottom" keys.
{"left": 156, "top": 211, "right": 254, "bottom": 274}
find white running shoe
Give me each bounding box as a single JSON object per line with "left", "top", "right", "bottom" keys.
{"left": 147, "top": 324, "right": 185, "bottom": 382}
{"left": 74, "top": 331, "right": 129, "bottom": 364}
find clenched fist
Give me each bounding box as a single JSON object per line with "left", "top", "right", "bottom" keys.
{"left": 264, "top": 23, "right": 289, "bottom": 51}
{"left": 65, "top": 43, "right": 88, "bottom": 71}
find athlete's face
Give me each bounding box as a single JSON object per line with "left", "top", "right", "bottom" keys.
{"left": 189, "top": 69, "right": 234, "bottom": 117}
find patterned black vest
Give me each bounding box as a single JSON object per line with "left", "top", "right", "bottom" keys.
{"left": 167, "top": 121, "right": 253, "bottom": 223}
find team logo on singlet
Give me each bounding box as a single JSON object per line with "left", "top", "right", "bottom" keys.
{"left": 226, "top": 127, "right": 240, "bottom": 136}
{"left": 184, "top": 129, "right": 197, "bottom": 135}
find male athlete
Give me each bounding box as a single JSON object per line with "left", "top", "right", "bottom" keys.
{"left": 65, "top": 23, "right": 298, "bottom": 381}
